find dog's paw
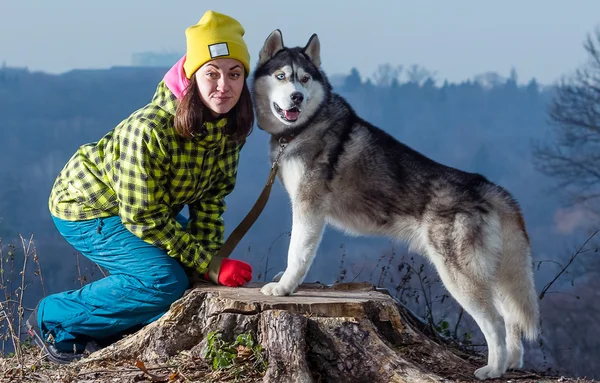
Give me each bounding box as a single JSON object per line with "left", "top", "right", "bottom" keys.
{"left": 506, "top": 353, "right": 523, "bottom": 370}
{"left": 271, "top": 271, "right": 284, "bottom": 282}
{"left": 507, "top": 360, "right": 523, "bottom": 370}
{"left": 474, "top": 365, "right": 503, "bottom": 380}
{"left": 260, "top": 282, "right": 292, "bottom": 296}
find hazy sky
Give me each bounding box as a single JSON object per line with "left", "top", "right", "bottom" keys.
{"left": 2, "top": 0, "right": 599, "bottom": 85}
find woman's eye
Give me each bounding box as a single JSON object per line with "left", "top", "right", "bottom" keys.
{"left": 230, "top": 73, "right": 241, "bottom": 79}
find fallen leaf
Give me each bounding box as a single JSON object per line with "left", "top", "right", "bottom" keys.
{"left": 236, "top": 345, "right": 253, "bottom": 360}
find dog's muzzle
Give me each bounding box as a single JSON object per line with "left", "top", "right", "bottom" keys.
{"left": 274, "top": 102, "right": 301, "bottom": 122}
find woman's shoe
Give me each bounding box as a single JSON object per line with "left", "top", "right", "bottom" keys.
{"left": 24, "top": 304, "right": 88, "bottom": 364}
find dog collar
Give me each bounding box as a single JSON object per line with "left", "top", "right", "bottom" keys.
{"left": 278, "top": 134, "right": 296, "bottom": 144}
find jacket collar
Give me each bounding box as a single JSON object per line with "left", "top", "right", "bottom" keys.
{"left": 151, "top": 80, "right": 179, "bottom": 116}
{"left": 193, "top": 117, "right": 228, "bottom": 147}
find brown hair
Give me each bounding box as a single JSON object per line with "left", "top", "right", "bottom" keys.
{"left": 174, "top": 75, "right": 254, "bottom": 142}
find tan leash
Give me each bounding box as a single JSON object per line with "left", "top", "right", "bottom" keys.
{"left": 217, "top": 139, "right": 288, "bottom": 258}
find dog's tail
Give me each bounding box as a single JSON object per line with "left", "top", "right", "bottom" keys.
{"left": 492, "top": 188, "right": 541, "bottom": 342}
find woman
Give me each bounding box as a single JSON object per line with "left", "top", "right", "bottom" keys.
{"left": 25, "top": 10, "right": 254, "bottom": 364}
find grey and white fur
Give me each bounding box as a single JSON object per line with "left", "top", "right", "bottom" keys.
{"left": 251, "top": 29, "right": 540, "bottom": 380}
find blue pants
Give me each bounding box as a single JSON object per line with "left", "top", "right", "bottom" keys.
{"left": 38, "top": 215, "right": 190, "bottom": 351}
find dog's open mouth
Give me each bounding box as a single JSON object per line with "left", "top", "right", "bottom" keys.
{"left": 274, "top": 102, "right": 301, "bottom": 122}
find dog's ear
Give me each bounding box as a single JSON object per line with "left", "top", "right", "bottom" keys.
{"left": 259, "top": 29, "right": 284, "bottom": 65}
{"left": 303, "top": 33, "right": 321, "bottom": 67}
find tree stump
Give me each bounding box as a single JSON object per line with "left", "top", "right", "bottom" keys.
{"left": 80, "top": 281, "right": 535, "bottom": 383}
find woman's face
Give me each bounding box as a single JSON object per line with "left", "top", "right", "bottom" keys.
{"left": 195, "top": 58, "right": 245, "bottom": 117}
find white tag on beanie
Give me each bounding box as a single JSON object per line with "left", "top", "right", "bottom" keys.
{"left": 209, "top": 43, "right": 229, "bottom": 58}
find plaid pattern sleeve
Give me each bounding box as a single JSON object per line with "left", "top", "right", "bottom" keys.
{"left": 111, "top": 111, "right": 202, "bottom": 270}
{"left": 113, "top": 118, "right": 244, "bottom": 274}
{"left": 187, "top": 140, "right": 242, "bottom": 257}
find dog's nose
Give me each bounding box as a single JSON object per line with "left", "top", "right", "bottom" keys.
{"left": 290, "top": 92, "right": 304, "bottom": 105}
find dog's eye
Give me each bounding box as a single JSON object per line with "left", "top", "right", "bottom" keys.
{"left": 276, "top": 73, "right": 285, "bottom": 81}
{"left": 300, "top": 76, "right": 310, "bottom": 84}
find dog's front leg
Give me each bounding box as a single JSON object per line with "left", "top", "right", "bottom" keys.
{"left": 260, "top": 205, "right": 325, "bottom": 296}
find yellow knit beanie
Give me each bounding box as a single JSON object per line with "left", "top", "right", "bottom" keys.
{"left": 183, "top": 10, "right": 251, "bottom": 79}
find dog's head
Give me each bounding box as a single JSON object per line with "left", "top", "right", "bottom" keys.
{"left": 252, "top": 29, "right": 329, "bottom": 136}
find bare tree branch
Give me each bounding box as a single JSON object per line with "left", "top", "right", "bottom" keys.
{"left": 538, "top": 229, "right": 599, "bottom": 300}
{"left": 532, "top": 26, "right": 600, "bottom": 216}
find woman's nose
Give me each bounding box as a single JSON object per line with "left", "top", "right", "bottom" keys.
{"left": 217, "top": 78, "right": 230, "bottom": 92}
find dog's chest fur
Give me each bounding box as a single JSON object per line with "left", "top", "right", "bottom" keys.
{"left": 271, "top": 134, "right": 335, "bottom": 208}
{"left": 279, "top": 156, "right": 306, "bottom": 201}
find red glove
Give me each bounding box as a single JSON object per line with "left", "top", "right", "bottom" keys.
{"left": 215, "top": 259, "right": 253, "bottom": 287}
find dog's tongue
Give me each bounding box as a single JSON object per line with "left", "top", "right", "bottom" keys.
{"left": 285, "top": 109, "right": 300, "bottom": 121}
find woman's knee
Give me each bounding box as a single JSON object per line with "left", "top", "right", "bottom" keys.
{"left": 147, "top": 261, "right": 189, "bottom": 305}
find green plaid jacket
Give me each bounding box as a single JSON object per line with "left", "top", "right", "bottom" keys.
{"left": 49, "top": 80, "right": 244, "bottom": 274}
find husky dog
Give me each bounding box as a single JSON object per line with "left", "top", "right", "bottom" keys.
{"left": 251, "top": 29, "right": 540, "bottom": 380}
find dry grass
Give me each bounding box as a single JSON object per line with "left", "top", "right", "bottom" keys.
{"left": 0, "top": 347, "right": 265, "bottom": 383}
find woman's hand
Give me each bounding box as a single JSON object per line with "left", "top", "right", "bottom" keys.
{"left": 216, "top": 259, "right": 253, "bottom": 287}
{"left": 205, "top": 257, "right": 252, "bottom": 287}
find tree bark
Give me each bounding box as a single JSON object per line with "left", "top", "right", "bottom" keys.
{"left": 81, "top": 281, "right": 536, "bottom": 382}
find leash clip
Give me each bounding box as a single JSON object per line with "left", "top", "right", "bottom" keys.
{"left": 272, "top": 137, "right": 288, "bottom": 169}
